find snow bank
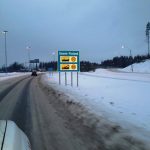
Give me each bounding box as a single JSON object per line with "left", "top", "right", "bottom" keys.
{"left": 122, "top": 59, "right": 150, "bottom": 73}
{"left": 0, "top": 72, "right": 30, "bottom": 81}
{"left": 44, "top": 69, "right": 150, "bottom": 136}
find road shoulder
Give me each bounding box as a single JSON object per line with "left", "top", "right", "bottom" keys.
{"left": 39, "top": 74, "right": 150, "bottom": 150}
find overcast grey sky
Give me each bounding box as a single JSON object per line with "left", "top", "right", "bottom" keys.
{"left": 0, "top": 0, "right": 150, "bottom": 66}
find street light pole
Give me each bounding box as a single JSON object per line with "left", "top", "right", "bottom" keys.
{"left": 148, "top": 32, "right": 150, "bottom": 56}
{"left": 3, "top": 31, "right": 8, "bottom": 73}
{"left": 26, "top": 46, "right": 31, "bottom": 70}
{"left": 146, "top": 22, "right": 150, "bottom": 56}
{"left": 52, "top": 52, "right": 55, "bottom": 61}
{"left": 52, "top": 52, "right": 56, "bottom": 71}
{"left": 129, "top": 49, "right": 133, "bottom": 72}
{"left": 122, "top": 45, "right": 133, "bottom": 72}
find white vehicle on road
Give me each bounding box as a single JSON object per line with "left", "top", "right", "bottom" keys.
{"left": 0, "top": 120, "right": 31, "bottom": 150}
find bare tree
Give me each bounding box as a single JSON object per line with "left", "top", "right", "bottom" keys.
{"left": 146, "top": 22, "right": 150, "bottom": 56}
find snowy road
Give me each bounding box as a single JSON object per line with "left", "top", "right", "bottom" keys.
{"left": 0, "top": 72, "right": 30, "bottom": 81}
{"left": 0, "top": 73, "right": 150, "bottom": 149}
{"left": 0, "top": 75, "right": 106, "bottom": 150}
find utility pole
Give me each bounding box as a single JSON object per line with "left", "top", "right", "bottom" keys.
{"left": 122, "top": 45, "right": 134, "bottom": 72}
{"left": 3, "top": 31, "right": 8, "bottom": 73}
{"left": 148, "top": 31, "right": 150, "bottom": 56}
{"left": 26, "top": 46, "right": 31, "bottom": 70}
{"left": 130, "top": 49, "right": 133, "bottom": 72}
{"left": 146, "top": 22, "right": 150, "bottom": 56}
{"left": 147, "top": 30, "right": 149, "bottom": 56}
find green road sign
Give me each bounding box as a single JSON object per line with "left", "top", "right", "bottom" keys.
{"left": 58, "top": 51, "right": 80, "bottom": 72}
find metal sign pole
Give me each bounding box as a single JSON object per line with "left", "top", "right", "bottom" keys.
{"left": 71, "top": 72, "right": 73, "bottom": 87}
{"left": 59, "top": 72, "right": 61, "bottom": 85}
{"left": 77, "top": 72, "right": 79, "bottom": 87}
{"left": 65, "top": 72, "right": 67, "bottom": 86}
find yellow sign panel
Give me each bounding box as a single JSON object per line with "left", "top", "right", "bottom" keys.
{"left": 60, "top": 64, "right": 78, "bottom": 71}
{"left": 61, "top": 56, "right": 70, "bottom": 62}
{"left": 60, "top": 56, "right": 77, "bottom": 63}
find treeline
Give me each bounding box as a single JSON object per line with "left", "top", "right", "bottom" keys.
{"left": 0, "top": 54, "right": 150, "bottom": 72}
{"left": 80, "top": 61, "right": 100, "bottom": 72}
{"left": 39, "top": 61, "right": 100, "bottom": 72}
{"left": 39, "top": 54, "right": 150, "bottom": 71}
{"left": 0, "top": 62, "right": 25, "bottom": 72}
{"left": 100, "top": 54, "right": 150, "bottom": 68}
{"left": 39, "top": 62, "right": 57, "bottom": 71}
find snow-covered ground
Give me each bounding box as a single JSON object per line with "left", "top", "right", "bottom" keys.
{"left": 122, "top": 59, "right": 150, "bottom": 73}
{"left": 0, "top": 72, "right": 30, "bottom": 81}
{"left": 44, "top": 61, "right": 150, "bottom": 138}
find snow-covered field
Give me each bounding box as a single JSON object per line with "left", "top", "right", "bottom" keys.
{"left": 0, "top": 72, "right": 30, "bottom": 81}
{"left": 44, "top": 61, "right": 150, "bottom": 137}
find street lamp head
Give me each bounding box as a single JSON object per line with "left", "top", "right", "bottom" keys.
{"left": 121, "top": 45, "right": 125, "bottom": 49}
{"left": 26, "top": 46, "right": 31, "bottom": 49}
{"left": 1, "top": 31, "right": 8, "bottom": 34}
{"left": 2, "top": 31, "right": 8, "bottom": 34}
{"left": 52, "top": 52, "right": 55, "bottom": 55}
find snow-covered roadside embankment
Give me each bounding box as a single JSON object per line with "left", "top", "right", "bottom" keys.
{"left": 42, "top": 68, "right": 150, "bottom": 147}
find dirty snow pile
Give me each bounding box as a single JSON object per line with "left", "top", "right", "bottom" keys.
{"left": 0, "top": 72, "right": 29, "bottom": 81}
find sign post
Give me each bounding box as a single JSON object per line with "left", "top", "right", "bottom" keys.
{"left": 71, "top": 72, "right": 73, "bottom": 87}
{"left": 59, "top": 72, "right": 61, "bottom": 85}
{"left": 65, "top": 72, "right": 67, "bottom": 86}
{"left": 77, "top": 72, "right": 79, "bottom": 87}
{"left": 58, "top": 51, "right": 80, "bottom": 86}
